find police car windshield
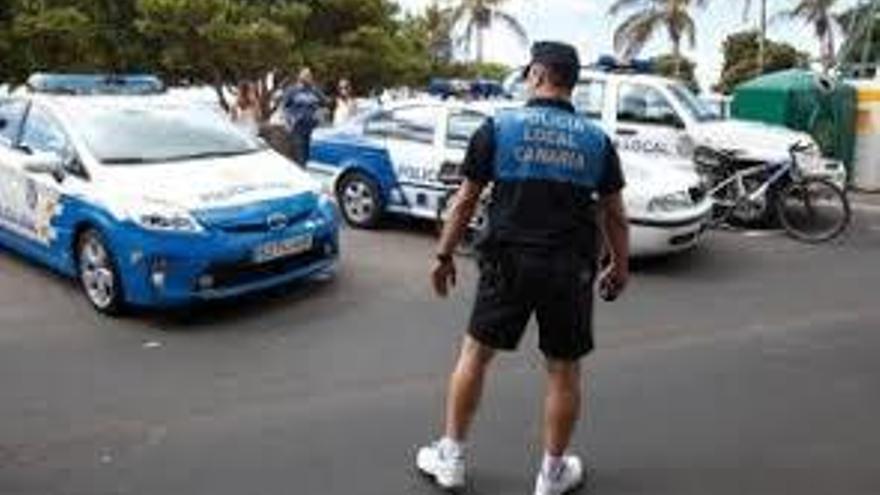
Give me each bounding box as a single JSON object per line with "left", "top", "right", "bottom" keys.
{"left": 666, "top": 83, "right": 719, "bottom": 123}
{"left": 77, "top": 105, "right": 264, "bottom": 165}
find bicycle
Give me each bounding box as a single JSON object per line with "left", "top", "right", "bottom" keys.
{"left": 694, "top": 143, "right": 851, "bottom": 243}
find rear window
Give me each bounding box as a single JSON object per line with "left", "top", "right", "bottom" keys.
{"left": 446, "top": 110, "right": 487, "bottom": 149}
{"left": 0, "top": 99, "right": 28, "bottom": 146}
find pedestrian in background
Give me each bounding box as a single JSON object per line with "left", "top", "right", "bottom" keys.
{"left": 230, "top": 81, "right": 262, "bottom": 137}
{"left": 282, "top": 67, "right": 328, "bottom": 165}
{"left": 416, "top": 41, "right": 629, "bottom": 495}
{"left": 333, "top": 78, "right": 358, "bottom": 126}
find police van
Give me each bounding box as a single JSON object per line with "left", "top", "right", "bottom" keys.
{"left": 505, "top": 59, "right": 848, "bottom": 183}
{"left": 0, "top": 74, "right": 339, "bottom": 314}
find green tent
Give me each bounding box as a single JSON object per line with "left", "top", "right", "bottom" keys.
{"left": 732, "top": 69, "right": 857, "bottom": 171}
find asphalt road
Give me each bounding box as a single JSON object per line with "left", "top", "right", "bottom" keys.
{"left": 2, "top": 211, "right": 880, "bottom": 495}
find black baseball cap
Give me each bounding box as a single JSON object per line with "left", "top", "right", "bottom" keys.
{"left": 522, "top": 41, "right": 581, "bottom": 89}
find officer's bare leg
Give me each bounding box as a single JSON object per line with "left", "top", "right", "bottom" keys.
{"left": 444, "top": 335, "right": 496, "bottom": 441}
{"left": 543, "top": 359, "right": 582, "bottom": 456}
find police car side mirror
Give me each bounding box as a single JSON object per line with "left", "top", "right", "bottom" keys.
{"left": 23, "top": 151, "right": 66, "bottom": 182}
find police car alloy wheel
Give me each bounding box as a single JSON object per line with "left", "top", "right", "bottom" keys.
{"left": 77, "top": 229, "right": 124, "bottom": 315}
{"left": 337, "top": 172, "right": 382, "bottom": 228}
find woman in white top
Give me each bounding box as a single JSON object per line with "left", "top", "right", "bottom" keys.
{"left": 230, "top": 81, "right": 262, "bottom": 136}
{"left": 333, "top": 79, "right": 358, "bottom": 126}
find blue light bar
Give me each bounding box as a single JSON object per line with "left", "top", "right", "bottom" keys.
{"left": 26, "top": 73, "right": 165, "bottom": 95}
{"left": 593, "top": 56, "right": 654, "bottom": 74}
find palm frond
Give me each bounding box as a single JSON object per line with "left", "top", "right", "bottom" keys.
{"left": 609, "top": 0, "right": 652, "bottom": 17}
{"left": 679, "top": 12, "right": 697, "bottom": 48}
{"left": 447, "top": 4, "right": 470, "bottom": 26}
{"left": 492, "top": 10, "right": 528, "bottom": 44}
{"left": 455, "top": 17, "right": 477, "bottom": 52}
{"left": 741, "top": 0, "right": 752, "bottom": 22}
{"left": 614, "top": 9, "right": 664, "bottom": 58}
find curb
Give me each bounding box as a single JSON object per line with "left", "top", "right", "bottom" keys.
{"left": 851, "top": 201, "right": 880, "bottom": 214}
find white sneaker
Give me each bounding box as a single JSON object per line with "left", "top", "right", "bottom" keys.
{"left": 416, "top": 440, "right": 465, "bottom": 491}
{"left": 534, "top": 455, "right": 584, "bottom": 495}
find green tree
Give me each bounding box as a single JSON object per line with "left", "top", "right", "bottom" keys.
{"left": 296, "top": 0, "right": 425, "bottom": 90}
{"left": 0, "top": 0, "right": 510, "bottom": 104}
{"left": 5, "top": 2, "right": 96, "bottom": 80}
{"left": 835, "top": 2, "right": 880, "bottom": 76}
{"left": 609, "top": 0, "right": 708, "bottom": 77}
{"left": 135, "top": 0, "right": 309, "bottom": 117}
{"left": 773, "top": 0, "right": 839, "bottom": 70}
{"left": 740, "top": 0, "right": 768, "bottom": 71}
{"left": 0, "top": 0, "right": 13, "bottom": 81}
{"left": 422, "top": 2, "right": 454, "bottom": 64}
{"left": 652, "top": 53, "right": 698, "bottom": 91}
{"left": 716, "top": 30, "right": 809, "bottom": 94}
{"left": 447, "top": 0, "right": 527, "bottom": 64}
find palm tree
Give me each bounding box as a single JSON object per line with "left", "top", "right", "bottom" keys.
{"left": 424, "top": 2, "right": 454, "bottom": 63}
{"left": 447, "top": 0, "right": 528, "bottom": 64}
{"left": 742, "top": 0, "right": 768, "bottom": 72}
{"left": 608, "top": 0, "right": 709, "bottom": 77}
{"left": 774, "top": 0, "right": 840, "bottom": 70}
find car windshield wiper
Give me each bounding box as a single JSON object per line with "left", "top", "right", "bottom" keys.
{"left": 101, "top": 156, "right": 160, "bottom": 165}
{"left": 101, "top": 148, "right": 261, "bottom": 165}
{"left": 171, "top": 149, "right": 260, "bottom": 161}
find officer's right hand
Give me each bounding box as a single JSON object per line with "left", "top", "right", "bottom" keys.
{"left": 431, "top": 258, "right": 457, "bottom": 298}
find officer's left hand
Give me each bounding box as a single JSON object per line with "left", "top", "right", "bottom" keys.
{"left": 431, "top": 258, "right": 457, "bottom": 298}
{"left": 600, "top": 261, "right": 629, "bottom": 301}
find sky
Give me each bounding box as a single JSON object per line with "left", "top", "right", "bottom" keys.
{"left": 396, "top": 0, "right": 864, "bottom": 91}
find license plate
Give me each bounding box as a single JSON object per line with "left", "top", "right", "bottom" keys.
{"left": 253, "top": 234, "right": 313, "bottom": 263}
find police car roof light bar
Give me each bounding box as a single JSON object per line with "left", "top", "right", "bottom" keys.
{"left": 592, "top": 55, "right": 654, "bottom": 75}
{"left": 26, "top": 73, "right": 166, "bottom": 95}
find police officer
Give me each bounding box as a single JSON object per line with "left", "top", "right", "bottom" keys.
{"left": 416, "top": 41, "right": 629, "bottom": 494}
{"left": 282, "top": 67, "right": 328, "bottom": 165}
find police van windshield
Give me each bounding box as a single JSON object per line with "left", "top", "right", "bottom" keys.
{"left": 666, "top": 83, "right": 720, "bottom": 123}
{"left": 76, "top": 105, "right": 265, "bottom": 165}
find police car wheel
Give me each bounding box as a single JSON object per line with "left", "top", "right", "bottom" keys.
{"left": 77, "top": 229, "right": 125, "bottom": 315}
{"left": 337, "top": 172, "right": 382, "bottom": 228}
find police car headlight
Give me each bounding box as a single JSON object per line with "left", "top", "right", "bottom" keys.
{"left": 133, "top": 200, "right": 203, "bottom": 233}
{"left": 136, "top": 212, "right": 202, "bottom": 233}
{"left": 648, "top": 191, "right": 693, "bottom": 213}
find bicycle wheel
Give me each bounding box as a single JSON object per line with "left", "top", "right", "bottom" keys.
{"left": 776, "top": 177, "right": 851, "bottom": 243}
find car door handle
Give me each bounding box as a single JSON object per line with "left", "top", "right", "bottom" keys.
{"left": 616, "top": 128, "right": 638, "bottom": 136}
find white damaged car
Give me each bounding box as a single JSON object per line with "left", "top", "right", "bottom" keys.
{"left": 506, "top": 67, "right": 847, "bottom": 183}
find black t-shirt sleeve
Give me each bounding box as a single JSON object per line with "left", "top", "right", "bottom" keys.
{"left": 460, "top": 119, "right": 495, "bottom": 184}
{"left": 598, "top": 136, "right": 625, "bottom": 196}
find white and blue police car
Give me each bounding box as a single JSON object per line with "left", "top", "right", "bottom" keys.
{"left": 0, "top": 74, "right": 339, "bottom": 314}
{"left": 308, "top": 99, "right": 713, "bottom": 257}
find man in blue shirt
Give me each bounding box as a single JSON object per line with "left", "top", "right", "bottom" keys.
{"left": 416, "top": 42, "right": 629, "bottom": 495}
{"left": 282, "top": 67, "right": 328, "bottom": 165}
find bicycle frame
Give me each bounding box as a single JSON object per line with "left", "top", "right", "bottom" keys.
{"left": 708, "top": 159, "right": 794, "bottom": 208}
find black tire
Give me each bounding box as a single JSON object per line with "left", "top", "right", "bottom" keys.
{"left": 336, "top": 172, "right": 383, "bottom": 229}
{"left": 776, "top": 177, "right": 851, "bottom": 243}
{"left": 76, "top": 228, "right": 126, "bottom": 316}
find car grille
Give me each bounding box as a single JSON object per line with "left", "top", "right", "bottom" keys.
{"left": 213, "top": 210, "right": 313, "bottom": 234}
{"left": 194, "top": 195, "right": 318, "bottom": 234}
{"left": 202, "top": 248, "right": 327, "bottom": 290}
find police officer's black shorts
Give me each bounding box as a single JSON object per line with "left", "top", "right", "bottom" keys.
{"left": 468, "top": 248, "right": 596, "bottom": 361}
